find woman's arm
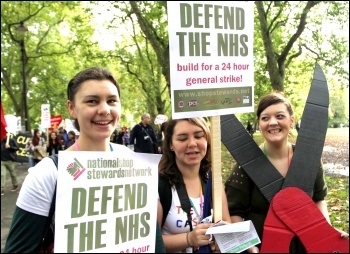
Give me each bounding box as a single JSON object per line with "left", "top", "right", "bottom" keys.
{"left": 316, "top": 200, "right": 331, "bottom": 224}
{"left": 158, "top": 200, "right": 212, "bottom": 252}
{"left": 162, "top": 224, "right": 212, "bottom": 253}
{"left": 4, "top": 207, "right": 48, "bottom": 253}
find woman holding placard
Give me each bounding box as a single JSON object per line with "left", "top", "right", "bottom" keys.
{"left": 4, "top": 67, "right": 166, "bottom": 253}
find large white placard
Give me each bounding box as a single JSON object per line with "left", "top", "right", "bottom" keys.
{"left": 55, "top": 150, "right": 161, "bottom": 253}
{"left": 168, "top": 1, "right": 255, "bottom": 119}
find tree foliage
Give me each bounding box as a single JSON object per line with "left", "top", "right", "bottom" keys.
{"left": 1, "top": 1, "right": 98, "bottom": 131}
{"left": 1, "top": 1, "right": 348, "bottom": 131}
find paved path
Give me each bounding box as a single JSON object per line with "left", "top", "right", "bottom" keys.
{"left": 1, "top": 162, "right": 29, "bottom": 252}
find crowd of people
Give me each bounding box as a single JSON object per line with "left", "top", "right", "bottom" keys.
{"left": 1, "top": 67, "right": 348, "bottom": 253}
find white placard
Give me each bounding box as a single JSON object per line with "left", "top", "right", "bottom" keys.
{"left": 41, "top": 104, "right": 51, "bottom": 128}
{"left": 167, "top": 1, "right": 255, "bottom": 119}
{"left": 4, "top": 114, "right": 18, "bottom": 134}
{"left": 55, "top": 150, "right": 161, "bottom": 253}
{"left": 64, "top": 119, "right": 80, "bottom": 136}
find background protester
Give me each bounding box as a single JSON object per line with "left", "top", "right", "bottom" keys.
{"left": 130, "top": 112, "right": 158, "bottom": 153}
{"left": 115, "top": 127, "right": 124, "bottom": 145}
{"left": 25, "top": 129, "right": 46, "bottom": 166}
{"left": 1, "top": 134, "right": 20, "bottom": 196}
{"left": 4, "top": 66, "right": 165, "bottom": 253}
{"left": 58, "top": 126, "right": 68, "bottom": 146}
{"left": 64, "top": 130, "right": 76, "bottom": 149}
{"left": 46, "top": 131, "right": 63, "bottom": 156}
{"left": 157, "top": 121, "right": 168, "bottom": 154}
{"left": 122, "top": 127, "right": 130, "bottom": 146}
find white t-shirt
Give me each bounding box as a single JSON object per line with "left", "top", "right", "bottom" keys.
{"left": 161, "top": 186, "right": 203, "bottom": 253}
{"left": 162, "top": 187, "right": 203, "bottom": 234}
{"left": 17, "top": 143, "right": 133, "bottom": 216}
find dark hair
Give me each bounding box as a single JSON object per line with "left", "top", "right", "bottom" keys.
{"left": 48, "top": 131, "right": 61, "bottom": 147}
{"left": 67, "top": 67, "right": 120, "bottom": 131}
{"left": 158, "top": 117, "right": 211, "bottom": 186}
{"left": 68, "top": 130, "right": 76, "bottom": 139}
{"left": 32, "top": 129, "right": 41, "bottom": 146}
{"left": 160, "top": 121, "right": 168, "bottom": 133}
{"left": 257, "top": 91, "right": 294, "bottom": 119}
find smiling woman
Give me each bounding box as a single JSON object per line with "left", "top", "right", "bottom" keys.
{"left": 3, "top": 67, "right": 167, "bottom": 253}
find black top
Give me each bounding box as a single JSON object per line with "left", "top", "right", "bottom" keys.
{"left": 1, "top": 136, "right": 19, "bottom": 161}
{"left": 129, "top": 123, "right": 157, "bottom": 153}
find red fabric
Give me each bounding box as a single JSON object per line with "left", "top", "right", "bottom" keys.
{"left": 1, "top": 102, "right": 7, "bottom": 141}
{"left": 261, "top": 187, "right": 349, "bottom": 253}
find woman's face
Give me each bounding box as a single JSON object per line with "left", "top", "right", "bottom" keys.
{"left": 170, "top": 120, "right": 207, "bottom": 169}
{"left": 50, "top": 132, "right": 56, "bottom": 140}
{"left": 258, "top": 102, "right": 294, "bottom": 145}
{"left": 67, "top": 80, "right": 121, "bottom": 141}
{"left": 68, "top": 133, "right": 74, "bottom": 140}
{"left": 36, "top": 131, "right": 41, "bottom": 137}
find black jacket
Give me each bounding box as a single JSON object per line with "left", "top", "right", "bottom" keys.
{"left": 1, "top": 136, "right": 19, "bottom": 161}
{"left": 129, "top": 123, "right": 157, "bottom": 153}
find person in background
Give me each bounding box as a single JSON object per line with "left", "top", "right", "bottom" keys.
{"left": 25, "top": 129, "right": 46, "bottom": 166}
{"left": 130, "top": 113, "right": 158, "bottom": 153}
{"left": 157, "top": 121, "right": 168, "bottom": 154}
{"left": 158, "top": 117, "right": 231, "bottom": 253}
{"left": 46, "top": 131, "right": 63, "bottom": 156}
{"left": 64, "top": 130, "right": 76, "bottom": 149}
{"left": 4, "top": 66, "right": 165, "bottom": 253}
{"left": 110, "top": 129, "right": 118, "bottom": 143}
{"left": 58, "top": 126, "right": 68, "bottom": 147}
{"left": 1, "top": 134, "right": 20, "bottom": 196}
{"left": 122, "top": 127, "right": 130, "bottom": 146}
{"left": 224, "top": 92, "right": 348, "bottom": 253}
{"left": 115, "top": 127, "right": 124, "bottom": 145}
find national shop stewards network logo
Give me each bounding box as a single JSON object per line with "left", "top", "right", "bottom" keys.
{"left": 66, "top": 158, "right": 86, "bottom": 180}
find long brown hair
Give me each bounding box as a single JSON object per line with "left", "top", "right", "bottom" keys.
{"left": 48, "top": 131, "right": 60, "bottom": 147}
{"left": 32, "top": 129, "right": 41, "bottom": 146}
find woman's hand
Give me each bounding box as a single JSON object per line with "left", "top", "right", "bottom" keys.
{"left": 336, "top": 228, "right": 349, "bottom": 239}
{"left": 209, "top": 239, "right": 220, "bottom": 253}
{"left": 187, "top": 223, "right": 212, "bottom": 247}
{"left": 247, "top": 246, "right": 259, "bottom": 253}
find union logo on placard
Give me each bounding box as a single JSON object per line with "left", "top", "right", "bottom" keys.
{"left": 178, "top": 101, "right": 185, "bottom": 108}
{"left": 221, "top": 98, "right": 232, "bottom": 105}
{"left": 66, "top": 158, "right": 86, "bottom": 180}
{"left": 188, "top": 100, "right": 198, "bottom": 107}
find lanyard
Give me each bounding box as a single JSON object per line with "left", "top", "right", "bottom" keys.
{"left": 74, "top": 141, "right": 114, "bottom": 151}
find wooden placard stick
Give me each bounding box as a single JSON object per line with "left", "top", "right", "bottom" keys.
{"left": 210, "top": 116, "right": 222, "bottom": 222}
{"left": 6, "top": 132, "right": 10, "bottom": 146}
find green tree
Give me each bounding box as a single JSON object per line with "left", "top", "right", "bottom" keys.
{"left": 118, "top": 1, "right": 348, "bottom": 96}
{"left": 255, "top": 1, "right": 349, "bottom": 91}
{"left": 1, "top": 1, "right": 97, "bottom": 132}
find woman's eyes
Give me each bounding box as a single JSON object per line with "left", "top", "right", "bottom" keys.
{"left": 86, "top": 99, "right": 118, "bottom": 104}
{"left": 108, "top": 99, "right": 119, "bottom": 104}
{"left": 261, "top": 114, "right": 285, "bottom": 121}
{"left": 177, "top": 135, "right": 205, "bottom": 141}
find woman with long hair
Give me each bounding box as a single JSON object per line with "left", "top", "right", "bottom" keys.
{"left": 25, "top": 129, "right": 46, "bottom": 166}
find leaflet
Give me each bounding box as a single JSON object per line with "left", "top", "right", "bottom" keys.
{"left": 206, "top": 220, "right": 260, "bottom": 253}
